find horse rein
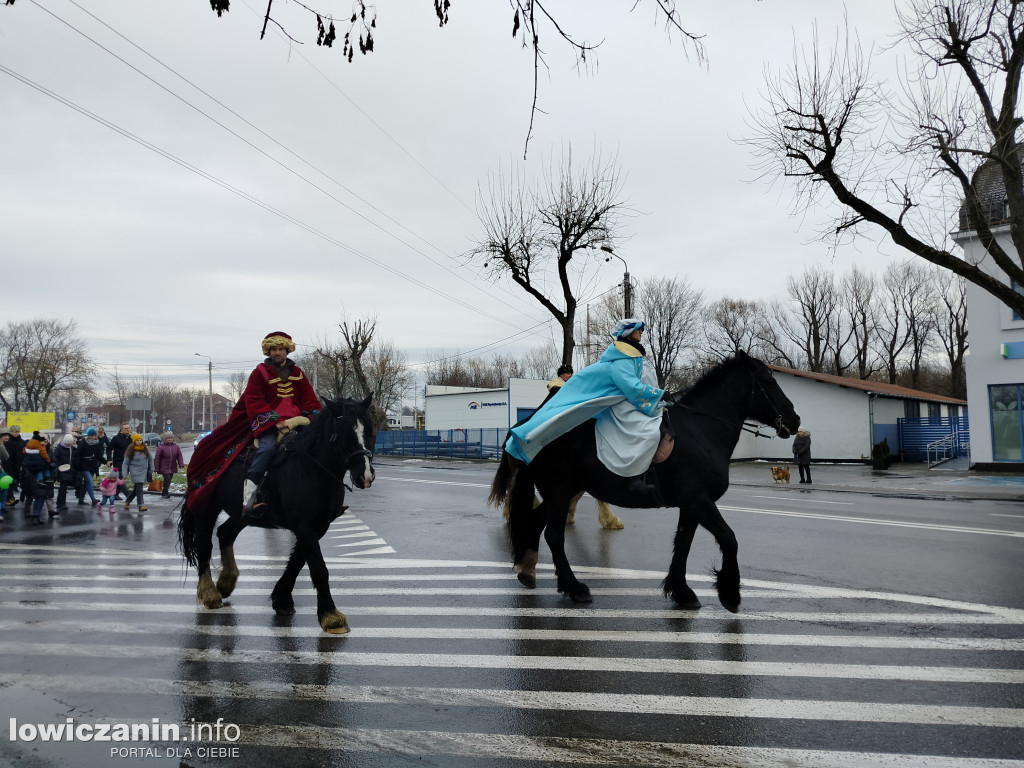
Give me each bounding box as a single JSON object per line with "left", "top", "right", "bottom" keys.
{"left": 669, "top": 370, "right": 787, "bottom": 439}
{"left": 308, "top": 414, "right": 374, "bottom": 486}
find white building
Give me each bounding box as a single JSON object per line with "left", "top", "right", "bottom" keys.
{"left": 732, "top": 366, "right": 967, "bottom": 462}
{"left": 952, "top": 171, "right": 1024, "bottom": 469}
{"left": 424, "top": 379, "right": 549, "bottom": 431}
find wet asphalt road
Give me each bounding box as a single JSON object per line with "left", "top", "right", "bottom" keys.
{"left": 0, "top": 458, "right": 1021, "bottom": 767}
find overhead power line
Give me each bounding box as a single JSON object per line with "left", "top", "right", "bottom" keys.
{"left": 0, "top": 62, "right": 528, "bottom": 330}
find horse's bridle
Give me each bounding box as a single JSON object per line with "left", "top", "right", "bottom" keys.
{"left": 308, "top": 412, "right": 375, "bottom": 485}
{"left": 670, "top": 368, "right": 790, "bottom": 439}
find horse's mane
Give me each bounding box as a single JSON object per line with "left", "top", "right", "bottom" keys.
{"left": 289, "top": 397, "right": 364, "bottom": 456}
{"left": 673, "top": 354, "right": 749, "bottom": 403}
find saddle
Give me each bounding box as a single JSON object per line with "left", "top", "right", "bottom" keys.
{"left": 652, "top": 411, "right": 675, "bottom": 465}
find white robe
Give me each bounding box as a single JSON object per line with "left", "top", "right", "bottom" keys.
{"left": 595, "top": 354, "right": 662, "bottom": 475}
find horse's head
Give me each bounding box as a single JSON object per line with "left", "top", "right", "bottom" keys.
{"left": 321, "top": 394, "right": 377, "bottom": 489}
{"left": 740, "top": 352, "right": 801, "bottom": 438}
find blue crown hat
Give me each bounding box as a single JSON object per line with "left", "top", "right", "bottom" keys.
{"left": 85, "top": 427, "right": 98, "bottom": 436}
{"left": 610, "top": 318, "right": 645, "bottom": 339}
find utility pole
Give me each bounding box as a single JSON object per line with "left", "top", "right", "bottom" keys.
{"left": 195, "top": 353, "right": 213, "bottom": 430}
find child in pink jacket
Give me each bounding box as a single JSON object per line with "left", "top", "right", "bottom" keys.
{"left": 99, "top": 468, "right": 125, "bottom": 514}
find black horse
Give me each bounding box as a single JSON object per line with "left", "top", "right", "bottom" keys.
{"left": 178, "top": 395, "right": 376, "bottom": 634}
{"left": 490, "top": 352, "right": 800, "bottom": 611}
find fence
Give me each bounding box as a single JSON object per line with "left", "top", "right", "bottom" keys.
{"left": 375, "top": 429, "right": 505, "bottom": 460}
{"left": 897, "top": 416, "right": 970, "bottom": 463}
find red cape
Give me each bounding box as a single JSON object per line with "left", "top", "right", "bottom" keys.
{"left": 186, "top": 360, "right": 321, "bottom": 517}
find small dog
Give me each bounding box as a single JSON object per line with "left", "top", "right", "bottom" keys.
{"left": 770, "top": 465, "right": 791, "bottom": 484}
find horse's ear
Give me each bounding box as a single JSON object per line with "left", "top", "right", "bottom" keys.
{"left": 359, "top": 394, "right": 373, "bottom": 411}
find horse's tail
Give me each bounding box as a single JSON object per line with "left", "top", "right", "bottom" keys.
{"left": 177, "top": 499, "right": 199, "bottom": 568}
{"left": 488, "top": 449, "right": 520, "bottom": 508}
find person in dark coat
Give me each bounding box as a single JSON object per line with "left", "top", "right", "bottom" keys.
{"left": 75, "top": 427, "right": 105, "bottom": 505}
{"left": 792, "top": 429, "right": 812, "bottom": 484}
{"left": 4, "top": 425, "right": 26, "bottom": 506}
{"left": 106, "top": 423, "right": 133, "bottom": 500}
{"left": 52, "top": 434, "right": 77, "bottom": 512}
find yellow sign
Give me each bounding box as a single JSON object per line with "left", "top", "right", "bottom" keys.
{"left": 7, "top": 412, "right": 56, "bottom": 433}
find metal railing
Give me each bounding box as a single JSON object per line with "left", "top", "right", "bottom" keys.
{"left": 926, "top": 434, "right": 956, "bottom": 467}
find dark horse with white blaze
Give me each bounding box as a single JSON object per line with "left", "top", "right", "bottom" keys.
{"left": 178, "top": 395, "right": 376, "bottom": 634}
{"left": 490, "top": 352, "right": 800, "bottom": 611}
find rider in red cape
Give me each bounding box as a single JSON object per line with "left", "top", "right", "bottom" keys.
{"left": 186, "top": 331, "right": 322, "bottom": 519}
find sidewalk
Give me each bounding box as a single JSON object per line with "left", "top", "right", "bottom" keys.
{"left": 727, "top": 460, "right": 1024, "bottom": 502}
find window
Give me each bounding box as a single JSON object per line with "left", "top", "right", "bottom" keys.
{"left": 989, "top": 385, "right": 1024, "bottom": 461}
{"left": 927, "top": 402, "right": 941, "bottom": 418}
{"left": 1013, "top": 279, "right": 1024, "bottom": 321}
{"left": 904, "top": 400, "right": 920, "bottom": 419}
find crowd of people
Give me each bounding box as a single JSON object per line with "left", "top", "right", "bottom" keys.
{"left": 0, "top": 422, "right": 174, "bottom": 525}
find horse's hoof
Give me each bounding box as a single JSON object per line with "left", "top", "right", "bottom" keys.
{"left": 559, "top": 583, "right": 592, "bottom": 603}
{"left": 668, "top": 586, "right": 701, "bottom": 610}
{"left": 216, "top": 573, "right": 238, "bottom": 598}
{"left": 320, "top": 610, "right": 350, "bottom": 634}
{"left": 719, "top": 597, "right": 741, "bottom": 614}
{"left": 200, "top": 595, "right": 223, "bottom": 610}
{"left": 601, "top": 516, "right": 624, "bottom": 531}
{"left": 272, "top": 597, "right": 295, "bottom": 616}
{"left": 517, "top": 572, "right": 537, "bottom": 589}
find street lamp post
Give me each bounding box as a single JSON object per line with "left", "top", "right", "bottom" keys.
{"left": 195, "top": 353, "right": 213, "bottom": 430}
{"left": 601, "top": 245, "right": 632, "bottom": 317}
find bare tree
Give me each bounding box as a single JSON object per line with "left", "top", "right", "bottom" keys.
{"left": 467, "top": 149, "right": 628, "bottom": 371}
{"left": 747, "top": 1, "right": 1024, "bottom": 317}
{"left": 776, "top": 266, "right": 846, "bottom": 373}
{"left": 702, "top": 298, "right": 772, "bottom": 361}
{"left": 225, "top": 370, "right": 248, "bottom": 402}
{"left": 839, "top": 266, "right": 878, "bottom": 380}
{"left": 930, "top": 268, "right": 970, "bottom": 398}
{"left": 363, "top": 338, "right": 412, "bottom": 425}
{"left": 0, "top": 318, "right": 92, "bottom": 412}
{"left": 874, "top": 261, "right": 934, "bottom": 385}
{"left": 636, "top": 275, "right": 705, "bottom": 389}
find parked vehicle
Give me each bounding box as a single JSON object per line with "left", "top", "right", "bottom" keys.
{"left": 193, "top": 431, "right": 212, "bottom": 448}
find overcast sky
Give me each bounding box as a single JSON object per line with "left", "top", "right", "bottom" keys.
{"left": 1, "top": 0, "right": 907, "bottom": 396}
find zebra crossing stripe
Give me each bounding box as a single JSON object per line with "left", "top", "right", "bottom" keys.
{"left": 6, "top": 674, "right": 1023, "bottom": 728}
{"left": 0, "top": 618, "right": 1021, "bottom": 651}
{"left": 720, "top": 505, "right": 1024, "bottom": 538}
{"left": 0, "top": 642, "right": 1019, "bottom": 684}
{"left": 0, "top": 600, "right": 1019, "bottom": 624}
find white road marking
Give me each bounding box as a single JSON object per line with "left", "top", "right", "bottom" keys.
{"left": 2, "top": 601, "right": 1017, "bottom": 624}
{"left": 990, "top": 513, "right": 1024, "bottom": 519}
{"left": 0, "top": 618, "right": 1020, "bottom": 651}
{"left": 7, "top": 674, "right": 1023, "bottom": 729}
{"left": 721, "top": 505, "right": 1024, "bottom": 537}
{"left": 749, "top": 495, "right": 854, "bottom": 505}
{"left": 376, "top": 476, "right": 491, "bottom": 489}
{"left": 329, "top": 531, "right": 380, "bottom": 540}
{"left": 1, "top": 642, "right": 1020, "bottom": 684}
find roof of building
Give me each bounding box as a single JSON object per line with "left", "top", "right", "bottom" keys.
{"left": 768, "top": 364, "right": 967, "bottom": 405}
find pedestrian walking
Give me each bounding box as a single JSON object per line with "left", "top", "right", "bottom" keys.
{"left": 107, "top": 424, "right": 133, "bottom": 500}
{"left": 99, "top": 469, "right": 124, "bottom": 515}
{"left": 52, "top": 434, "right": 77, "bottom": 512}
{"left": 121, "top": 433, "right": 154, "bottom": 512}
{"left": 154, "top": 433, "right": 184, "bottom": 499}
{"left": 22, "top": 431, "right": 52, "bottom": 524}
{"left": 75, "top": 427, "right": 104, "bottom": 506}
{"left": 4, "top": 425, "right": 26, "bottom": 507}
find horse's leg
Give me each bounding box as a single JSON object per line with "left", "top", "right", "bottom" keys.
{"left": 662, "top": 516, "right": 701, "bottom": 609}
{"left": 508, "top": 470, "right": 544, "bottom": 589}
{"left": 300, "top": 532, "right": 348, "bottom": 634}
{"left": 541, "top": 495, "right": 591, "bottom": 603}
{"left": 270, "top": 545, "right": 306, "bottom": 616}
{"left": 194, "top": 513, "right": 223, "bottom": 609}
{"left": 566, "top": 493, "right": 579, "bottom": 525}
{"left": 597, "top": 500, "right": 623, "bottom": 530}
{"left": 215, "top": 516, "right": 246, "bottom": 598}
{"left": 680, "top": 496, "right": 741, "bottom": 612}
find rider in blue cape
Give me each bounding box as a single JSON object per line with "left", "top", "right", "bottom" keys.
{"left": 504, "top": 319, "right": 666, "bottom": 494}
